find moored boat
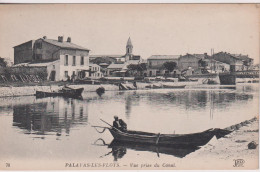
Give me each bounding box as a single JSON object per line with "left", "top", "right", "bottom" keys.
{"left": 162, "top": 84, "right": 186, "bottom": 89}
{"left": 119, "top": 83, "right": 136, "bottom": 90}
{"left": 36, "top": 86, "right": 84, "bottom": 98}
{"left": 108, "top": 128, "right": 215, "bottom": 147}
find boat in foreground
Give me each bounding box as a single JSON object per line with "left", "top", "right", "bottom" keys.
{"left": 108, "top": 128, "right": 215, "bottom": 147}
{"left": 93, "top": 119, "right": 233, "bottom": 147}
{"left": 36, "top": 86, "right": 84, "bottom": 98}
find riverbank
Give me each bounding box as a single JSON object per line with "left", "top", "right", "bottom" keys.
{"left": 184, "top": 117, "right": 259, "bottom": 169}
{"left": 0, "top": 81, "right": 200, "bottom": 98}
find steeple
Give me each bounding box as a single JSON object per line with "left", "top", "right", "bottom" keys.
{"left": 126, "top": 37, "right": 133, "bottom": 55}
{"left": 127, "top": 37, "right": 133, "bottom": 47}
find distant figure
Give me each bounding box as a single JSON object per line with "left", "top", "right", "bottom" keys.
{"left": 67, "top": 75, "right": 71, "bottom": 82}
{"left": 133, "top": 81, "right": 137, "bottom": 89}
{"left": 71, "top": 73, "right": 76, "bottom": 83}
{"left": 113, "top": 116, "right": 127, "bottom": 131}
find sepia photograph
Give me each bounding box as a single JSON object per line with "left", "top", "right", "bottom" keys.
{"left": 0, "top": 3, "right": 259, "bottom": 170}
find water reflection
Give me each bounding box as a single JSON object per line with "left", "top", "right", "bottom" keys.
{"left": 0, "top": 84, "right": 258, "bottom": 162}
{"left": 12, "top": 97, "right": 88, "bottom": 137}
{"left": 8, "top": 86, "right": 256, "bottom": 136}
{"left": 94, "top": 138, "right": 200, "bottom": 161}
{"left": 140, "top": 90, "right": 254, "bottom": 111}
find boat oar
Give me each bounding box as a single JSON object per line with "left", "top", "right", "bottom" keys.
{"left": 99, "top": 118, "right": 122, "bottom": 132}
{"left": 100, "top": 118, "right": 113, "bottom": 128}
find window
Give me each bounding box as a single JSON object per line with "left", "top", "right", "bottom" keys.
{"left": 72, "top": 56, "right": 76, "bottom": 66}
{"left": 64, "top": 71, "right": 68, "bottom": 77}
{"left": 52, "top": 65, "right": 55, "bottom": 69}
{"left": 65, "top": 55, "right": 68, "bottom": 66}
{"left": 36, "top": 54, "right": 42, "bottom": 60}
{"left": 36, "top": 42, "right": 42, "bottom": 49}
{"left": 81, "top": 56, "right": 84, "bottom": 65}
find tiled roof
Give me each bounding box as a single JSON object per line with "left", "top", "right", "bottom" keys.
{"left": 231, "top": 54, "right": 252, "bottom": 61}
{"left": 43, "top": 39, "right": 90, "bottom": 51}
{"left": 193, "top": 54, "right": 209, "bottom": 59}
{"left": 107, "top": 63, "right": 125, "bottom": 69}
{"left": 89, "top": 55, "right": 124, "bottom": 58}
{"left": 125, "top": 60, "right": 140, "bottom": 65}
{"left": 148, "top": 55, "right": 180, "bottom": 60}
{"left": 12, "top": 60, "right": 60, "bottom": 67}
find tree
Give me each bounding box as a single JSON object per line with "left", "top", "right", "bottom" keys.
{"left": 163, "top": 61, "right": 177, "bottom": 72}
{"left": 0, "top": 57, "right": 7, "bottom": 67}
{"left": 127, "top": 63, "right": 147, "bottom": 76}
{"left": 198, "top": 59, "right": 207, "bottom": 68}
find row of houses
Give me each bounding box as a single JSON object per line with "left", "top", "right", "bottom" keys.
{"left": 12, "top": 36, "right": 144, "bottom": 81}
{"left": 146, "top": 52, "right": 254, "bottom": 77}
{"left": 11, "top": 35, "right": 255, "bottom": 81}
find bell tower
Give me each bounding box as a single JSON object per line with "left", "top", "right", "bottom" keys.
{"left": 125, "top": 37, "right": 133, "bottom": 61}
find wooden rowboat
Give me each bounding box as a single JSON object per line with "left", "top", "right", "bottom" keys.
{"left": 94, "top": 119, "right": 232, "bottom": 147}
{"left": 36, "top": 86, "right": 84, "bottom": 98}
{"left": 108, "top": 128, "right": 215, "bottom": 147}
{"left": 162, "top": 84, "right": 186, "bottom": 89}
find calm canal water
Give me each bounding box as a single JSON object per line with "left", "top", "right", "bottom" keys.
{"left": 0, "top": 84, "right": 258, "bottom": 164}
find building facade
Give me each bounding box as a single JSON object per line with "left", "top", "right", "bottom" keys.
{"left": 13, "top": 36, "right": 90, "bottom": 81}
{"left": 178, "top": 54, "right": 201, "bottom": 71}
{"left": 147, "top": 55, "right": 180, "bottom": 77}
{"left": 89, "top": 63, "right": 103, "bottom": 78}
{"left": 231, "top": 54, "right": 254, "bottom": 70}
{"left": 212, "top": 52, "right": 244, "bottom": 72}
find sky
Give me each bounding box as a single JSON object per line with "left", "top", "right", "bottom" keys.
{"left": 0, "top": 4, "right": 259, "bottom": 63}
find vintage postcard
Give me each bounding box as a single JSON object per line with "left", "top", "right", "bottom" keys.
{"left": 0, "top": 3, "right": 259, "bottom": 170}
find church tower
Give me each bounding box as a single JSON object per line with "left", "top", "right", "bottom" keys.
{"left": 125, "top": 37, "right": 133, "bottom": 61}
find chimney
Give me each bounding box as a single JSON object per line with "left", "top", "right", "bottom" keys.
{"left": 67, "top": 37, "right": 71, "bottom": 43}
{"left": 43, "top": 36, "right": 47, "bottom": 39}
{"left": 58, "top": 36, "right": 63, "bottom": 42}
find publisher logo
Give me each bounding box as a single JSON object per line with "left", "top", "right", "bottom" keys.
{"left": 233, "top": 159, "right": 245, "bottom": 167}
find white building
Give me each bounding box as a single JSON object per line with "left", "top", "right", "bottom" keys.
{"left": 89, "top": 63, "right": 103, "bottom": 78}
{"left": 13, "top": 36, "right": 90, "bottom": 81}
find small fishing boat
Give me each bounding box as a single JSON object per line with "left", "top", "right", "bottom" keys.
{"left": 145, "top": 84, "right": 162, "bottom": 89}
{"left": 36, "top": 86, "right": 84, "bottom": 98}
{"left": 119, "top": 83, "right": 136, "bottom": 90}
{"left": 108, "top": 128, "right": 215, "bottom": 147}
{"left": 162, "top": 84, "right": 186, "bottom": 89}
{"left": 93, "top": 119, "right": 216, "bottom": 147}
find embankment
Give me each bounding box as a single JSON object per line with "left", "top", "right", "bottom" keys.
{"left": 185, "top": 117, "right": 259, "bottom": 169}
{"left": 0, "top": 81, "right": 200, "bottom": 98}
{"left": 0, "top": 84, "right": 119, "bottom": 97}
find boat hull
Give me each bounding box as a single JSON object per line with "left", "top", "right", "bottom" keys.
{"left": 108, "top": 128, "right": 215, "bottom": 147}
{"left": 162, "top": 85, "right": 186, "bottom": 89}
{"left": 36, "top": 87, "right": 84, "bottom": 98}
